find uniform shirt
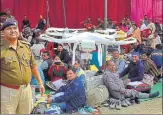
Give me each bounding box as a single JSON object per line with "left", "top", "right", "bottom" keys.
{"left": 0, "top": 39, "right": 37, "bottom": 85}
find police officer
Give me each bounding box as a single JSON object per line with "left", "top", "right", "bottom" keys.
{"left": 0, "top": 19, "right": 45, "bottom": 114}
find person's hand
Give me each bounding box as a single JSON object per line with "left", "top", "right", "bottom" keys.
{"left": 120, "top": 89, "right": 127, "bottom": 94}
{"left": 39, "top": 84, "right": 45, "bottom": 96}
{"left": 47, "top": 94, "right": 52, "bottom": 98}
{"left": 47, "top": 97, "right": 53, "bottom": 104}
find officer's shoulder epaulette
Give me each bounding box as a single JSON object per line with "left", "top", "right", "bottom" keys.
{"left": 19, "top": 40, "right": 31, "bottom": 46}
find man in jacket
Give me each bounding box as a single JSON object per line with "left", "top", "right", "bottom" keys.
{"left": 55, "top": 44, "right": 71, "bottom": 65}
{"left": 47, "top": 67, "right": 86, "bottom": 113}
{"left": 103, "top": 60, "right": 159, "bottom": 109}
{"left": 40, "top": 50, "right": 53, "bottom": 81}
{"left": 110, "top": 49, "right": 126, "bottom": 74}
{"left": 120, "top": 52, "right": 144, "bottom": 84}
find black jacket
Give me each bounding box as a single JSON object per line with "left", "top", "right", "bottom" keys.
{"left": 55, "top": 49, "right": 71, "bottom": 64}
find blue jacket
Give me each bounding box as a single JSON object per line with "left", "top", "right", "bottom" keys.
{"left": 30, "top": 66, "right": 45, "bottom": 88}
{"left": 120, "top": 60, "right": 144, "bottom": 82}
{"left": 54, "top": 77, "right": 86, "bottom": 113}
{"left": 151, "top": 49, "right": 163, "bottom": 68}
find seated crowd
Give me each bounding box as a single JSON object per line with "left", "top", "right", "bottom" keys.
{"left": 0, "top": 9, "right": 162, "bottom": 114}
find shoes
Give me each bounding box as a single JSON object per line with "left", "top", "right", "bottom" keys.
{"left": 103, "top": 103, "right": 109, "bottom": 107}
{"left": 149, "top": 91, "right": 160, "bottom": 98}
{"left": 115, "top": 100, "right": 121, "bottom": 110}
{"left": 125, "top": 98, "right": 131, "bottom": 106}
{"left": 109, "top": 98, "right": 116, "bottom": 109}
{"left": 130, "top": 99, "right": 136, "bottom": 105}
{"left": 121, "top": 99, "right": 128, "bottom": 107}
{"left": 135, "top": 98, "right": 140, "bottom": 104}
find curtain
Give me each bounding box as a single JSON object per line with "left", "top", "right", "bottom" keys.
{"left": 131, "top": 0, "right": 163, "bottom": 24}
{"left": 1, "top": 0, "right": 131, "bottom": 29}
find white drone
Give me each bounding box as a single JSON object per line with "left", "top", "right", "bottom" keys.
{"left": 40, "top": 27, "right": 136, "bottom": 66}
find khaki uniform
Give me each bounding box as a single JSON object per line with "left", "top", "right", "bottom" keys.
{"left": 0, "top": 23, "right": 4, "bottom": 39}
{"left": 1, "top": 39, "right": 36, "bottom": 85}
{"left": 0, "top": 39, "right": 37, "bottom": 114}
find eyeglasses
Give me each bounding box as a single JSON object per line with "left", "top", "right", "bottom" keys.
{"left": 132, "top": 55, "right": 138, "bottom": 58}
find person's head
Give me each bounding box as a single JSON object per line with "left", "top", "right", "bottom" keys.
{"left": 41, "top": 51, "right": 50, "bottom": 60}
{"left": 131, "top": 52, "right": 140, "bottom": 63}
{"left": 144, "top": 15, "right": 148, "bottom": 20}
{"left": 126, "top": 18, "right": 131, "bottom": 22}
{"left": 140, "top": 52, "right": 148, "bottom": 60}
{"left": 88, "top": 17, "right": 91, "bottom": 21}
{"left": 66, "top": 67, "right": 77, "bottom": 80}
{"left": 73, "top": 59, "right": 81, "bottom": 70}
{"left": 140, "top": 19, "right": 144, "bottom": 25}
{"left": 132, "top": 23, "right": 137, "bottom": 30}
{"left": 106, "top": 60, "right": 116, "bottom": 72}
{"left": 121, "top": 19, "right": 125, "bottom": 24}
{"left": 97, "top": 17, "right": 101, "bottom": 22}
{"left": 40, "top": 15, "right": 43, "bottom": 19}
{"left": 108, "top": 19, "right": 112, "bottom": 24}
{"left": 148, "top": 18, "right": 152, "bottom": 23}
{"left": 5, "top": 8, "right": 11, "bottom": 15}
{"left": 0, "top": 12, "right": 7, "bottom": 23}
{"left": 57, "top": 44, "right": 63, "bottom": 52}
{"left": 112, "top": 49, "right": 120, "bottom": 59}
{"left": 155, "top": 44, "right": 162, "bottom": 50}
{"left": 24, "top": 15, "right": 27, "bottom": 19}
{"left": 155, "top": 18, "right": 159, "bottom": 23}
{"left": 2, "top": 19, "right": 20, "bottom": 41}
{"left": 115, "top": 25, "right": 120, "bottom": 31}
{"left": 125, "top": 15, "right": 129, "bottom": 19}
{"left": 133, "top": 42, "right": 139, "bottom": 49}
{"left": 53, "top": 56, "right": 62, "bottom": 66}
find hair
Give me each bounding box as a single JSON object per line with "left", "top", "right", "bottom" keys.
{"left": 112, "top": 49, "right": 119, "bottom": 53}
{"left": 67, "top": 67, "right": 76, "bottom": 73}
{"left": 106, "top": 60, "right": 114, "bottom": 66}
{"left": 132, "top": 23, "right": 137, "bottom": 27}
{"left": 57, "top": 44, "right": 63, "bottom": 47}
{"left": 141, "top": 51, "right": 149, "bottom": 57}
{"left": 42, "top": 50, "right": 50, "bottom": 56}
{"left": 5, "top": 8, "right": 10, "bottom": 12}
{"left": 75, "top": 58, "right": 81, "bottom": 64}
{"left": 155, "top": 44, "right": 162, "bottom": 50}
{"left": 0, "top": 12, "right": 7, "bottom": 16}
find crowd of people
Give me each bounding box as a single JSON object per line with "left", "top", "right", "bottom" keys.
{"left": 0, "top": 8, "right": 162, "bottom": 114}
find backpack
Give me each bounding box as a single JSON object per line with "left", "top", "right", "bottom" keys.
{"left": 86, "top": 85, "right": 109, "bottom": 107}
{"left": 31, "top": 102, "right": 47, "bottom": 114}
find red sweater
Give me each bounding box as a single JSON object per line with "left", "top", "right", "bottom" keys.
{"left": 48, "top": 65, "right": 67, "bottom": 82}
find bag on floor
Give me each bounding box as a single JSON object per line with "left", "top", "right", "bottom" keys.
{"left": 31, "top": 102, "right": 47, "bottom": 114}
{"left": 44, "top": 104, "right": 63, "bottom": 114}
{"left": 86, "top": 85, "right": 109, "bottom": 107}
{"left": 142, "top": 74, "right": 154, "bottom": 86}
{"left": 78, "top": 106, "right": 101, "bottom": 114}
{"left": 127, "top": 83, "right": 151, "bottom": 93}
{"left": 85, "top": 70, "right": 104, "bottom": 90}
